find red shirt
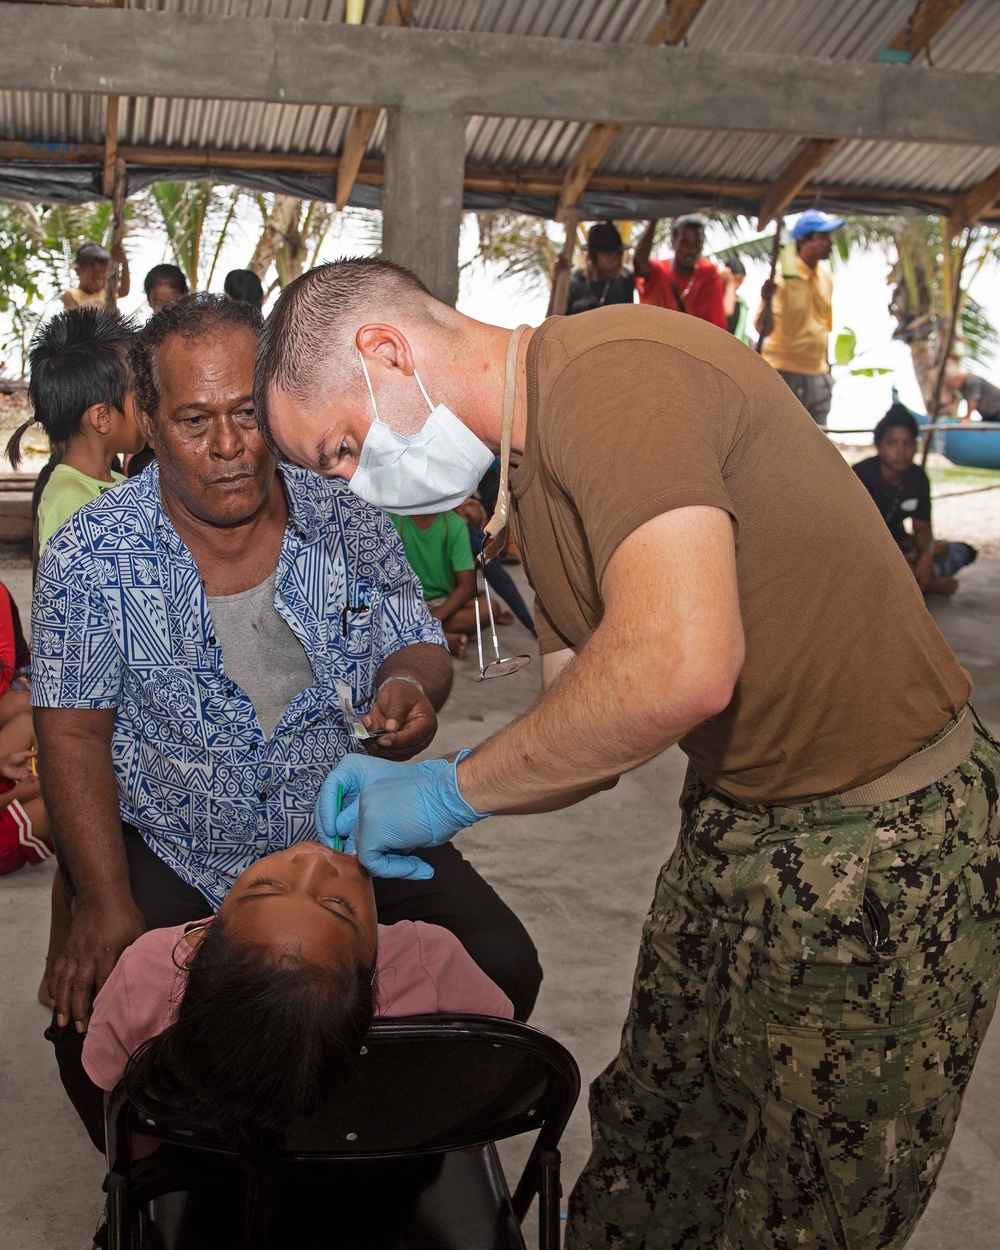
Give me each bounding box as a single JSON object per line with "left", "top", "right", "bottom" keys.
{"left": 638, "top": 257, "right": 727, "bottom": 328}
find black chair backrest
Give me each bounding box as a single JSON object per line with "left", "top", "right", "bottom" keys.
{"left": 117, "top": 1016, "right": 580, "bottom": 1164}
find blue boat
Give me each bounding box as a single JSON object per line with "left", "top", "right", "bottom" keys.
{"left": 911, "top": 409, "right": 1000, "bottom": 470}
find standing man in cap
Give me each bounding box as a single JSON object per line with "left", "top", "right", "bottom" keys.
{"left": 255, "top": 258, "right": 999, "bottom": 1250}
{"left": 756, "top": 208, "right": 843, "bottom": 428}
{"left": 633, "top": 214, "right": 727, "bottom": 328}
{"left": 566, "top": 221, "right": 636, "bottom": 315}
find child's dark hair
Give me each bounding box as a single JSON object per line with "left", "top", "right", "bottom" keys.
{"left": 144, "top": 263, "right": 189, "bottom": 301}
{"left": 7, "top": 308, "right": 135, "bottom": 470}
{"left": 123, "top": 915, "right": 376, "bottom": 1152}
{"left": 131, "top": 292, "right": 263, "bottom": 421}
{"left": 874, "top": 403, "right": 919, "bottom": 446}
{"left": 224, "top": 269, "right": 265, "bottom": 307}
{"left": 75, "top": 242, "right": 110, "bottom": 267}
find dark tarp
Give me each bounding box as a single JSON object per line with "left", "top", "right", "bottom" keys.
{"left": 0, "top": 161, "right": 946, "bottom": 222}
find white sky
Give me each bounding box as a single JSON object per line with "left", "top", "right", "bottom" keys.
{"left": 10, "top": 203, "right": 1000, "bottom": 448}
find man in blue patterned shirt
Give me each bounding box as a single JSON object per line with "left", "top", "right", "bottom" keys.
{"left": 33, "top": 295, "right": 541, "bottom": 1147}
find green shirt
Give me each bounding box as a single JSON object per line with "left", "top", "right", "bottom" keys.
{"left": 38, "top": 463, "right": 125, "bottom": 552}
{"left": 390, "top": 511, "right": 475, "bottom": 602}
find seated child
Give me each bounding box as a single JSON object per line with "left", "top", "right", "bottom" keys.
{"left": 144, "top": 263, "right": 189, "bottom": 314}
{"left": 853, "top": 405, "right": 977, "bottom": 597}
{"left": 7, "top": 308, "right": 144, "bottom": 554}
{"left": 83, "top": 842, "right": 512, "bottom": 1142}
{"left": 61, "top": 241, "right": 130, "bottom": 311}
{"left": 391, "top": 510, "right": 512, "bottom": 658}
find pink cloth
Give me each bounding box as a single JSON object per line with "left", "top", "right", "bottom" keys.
{"left": 82, "top": 919, "right": 514, "bottom": 1092}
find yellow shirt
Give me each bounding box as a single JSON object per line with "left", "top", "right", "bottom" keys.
{"left": 65, "top": 287, "right": 108, "bottom": 309}
{"left": 760, "top": 257, "right": 833, "bottom": 376}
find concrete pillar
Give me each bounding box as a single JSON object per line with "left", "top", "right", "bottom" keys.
{"left": 382, "top": 107, "right": 465, "bottom": 306}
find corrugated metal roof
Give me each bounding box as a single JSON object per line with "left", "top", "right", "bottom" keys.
{"left": 1, "top": 0, "right": 998, "bottom": 215}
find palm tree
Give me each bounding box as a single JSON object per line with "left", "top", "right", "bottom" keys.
{"left": 143, "top": 181, "right": 246, "bottom": 292}
{"left": 840, "top": 217, "right": 999, "bottom": 416}
{"left": 0, "top": 197, "right": 147, "bottom": 377}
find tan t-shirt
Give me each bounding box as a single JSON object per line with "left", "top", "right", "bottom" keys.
{"left": 509, "top": 305, "right": 970, "bottom": 805}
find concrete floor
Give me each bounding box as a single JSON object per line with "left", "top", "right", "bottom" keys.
{"left": 1, "top": 558, "right": 999, "bottom": 1249}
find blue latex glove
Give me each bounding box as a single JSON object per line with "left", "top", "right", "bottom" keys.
{"left": 315, "top": 751, "right": 487, "bottom": 880}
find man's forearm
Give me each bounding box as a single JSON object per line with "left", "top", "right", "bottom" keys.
{"left": 633, "top": 220, "right": 657, "bottom": 277}
{"left": 35, "top": 711, "right": 130, "bottom": 901}
{"left": 457, "top": 624, "right": 713, "bottom": 816}
{"left": 376, "top": 642, "right": 452, "bottom": 711}
{"left": 458, "top": 507, "right": 743, "bottom": 817}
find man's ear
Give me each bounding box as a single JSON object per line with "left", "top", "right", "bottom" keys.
{"left": 134, "top": 403, "right": 156, "bottom": 447}
{"left": 82, "top": 401, "right": 113, "bottom": 436}
{"left": 356, "top": 323, "right": 415, "bottom": 377}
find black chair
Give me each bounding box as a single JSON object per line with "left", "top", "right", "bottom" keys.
{"left": 105, "top": 1015, "right": 581, "bottom": 1250}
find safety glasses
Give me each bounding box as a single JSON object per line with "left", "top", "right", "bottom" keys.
{"left": 473, "top": 551, "right": 531, "bottom": 681}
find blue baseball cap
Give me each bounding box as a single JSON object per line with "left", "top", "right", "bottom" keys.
{"left": 790, "top": 210, "right": 844, "bottom": 240}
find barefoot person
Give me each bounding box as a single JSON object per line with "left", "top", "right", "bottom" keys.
{"left": 254, "top": 258, "right": 999, "bottom": 1250}
{"left": 853, "top": 404, "right": 978, "bottom": 596}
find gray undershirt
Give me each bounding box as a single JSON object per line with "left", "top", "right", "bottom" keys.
{"left": 207, "top": 572, "right": 314, "bottom": 739}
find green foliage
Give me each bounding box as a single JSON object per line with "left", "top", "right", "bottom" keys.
{"left": 145, "top": 182, "right": 248, "bottom": 290}
{"left": 0, "top": 198, "right": 134, "bottom": 378}
{"left": 834, "top": 327, "right": 858, "bottom": 368}
{"left": 469, "top": 212, "right": 561, "bottom": 294}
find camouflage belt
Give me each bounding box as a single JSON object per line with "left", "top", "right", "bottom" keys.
{"left": 839, "top": 706, "right": 972, "bottom": 806}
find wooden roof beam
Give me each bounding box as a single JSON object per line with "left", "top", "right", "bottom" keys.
{"left": 757, "top": 137, "right": 843, "bottom": 230}
{"left": 4, "top": 139, "right": 987, "bottom": 222}
{"left": 757, "top": 1, "right": 970, "bottom": 231}
{"left": 947, "top": 162, "right": 1000, "bottom": 239}
{"left": 888, "top": 0, "right": 968, "bottom": 59}
{"left": 555, "top": 0, "right": 708, "bottom": 223}
{"left": 335, "top": 0, "right": 412, "bottom": 211}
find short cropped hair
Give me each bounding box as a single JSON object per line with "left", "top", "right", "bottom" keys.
{"left": 144, "top": 263, "right": 189, "bottom": 301}
{"left": 7, "top": 308, "right": 135, "bottom": 469}
{"left": 254, "top": 257, "right": 436, "bottom": 440}
{"left": 75, "top": 242, "right": 110, "bottom": 267}
{"left": 130, "top": 292, "right": 262, "bottom": 421}
{"left": 874, "top": 403, "right": 919, "bottom": 445}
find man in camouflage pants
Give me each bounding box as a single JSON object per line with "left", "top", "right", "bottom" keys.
{"left": 261, "top": 275, "right": 998, "bottom": 1249}
{"left": 567, "top": 719, "right": 1000, "bottom": 1248}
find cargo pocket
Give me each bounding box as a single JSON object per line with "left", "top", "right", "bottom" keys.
{"left": 962, "top": 839, "right": 1000, "bottom": 919}
{"left": 763, "top": 1004, "right": 977, "bottom": 1247}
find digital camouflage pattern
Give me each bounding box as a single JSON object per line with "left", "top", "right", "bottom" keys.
{"left": 567, "top": 720, "right": 1000, "bottom": 1250}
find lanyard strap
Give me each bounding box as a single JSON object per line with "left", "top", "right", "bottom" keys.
{"left": 483, "top": 323, "right": 530, "bottom": 562}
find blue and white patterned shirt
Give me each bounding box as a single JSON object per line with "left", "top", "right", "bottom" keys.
{"left": 31, "top": 463, "right": 447, "bottom": 907}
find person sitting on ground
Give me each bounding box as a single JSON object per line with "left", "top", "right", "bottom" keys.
{"left": 33, "top": 293, "right": 541, "bottom": 1152}
{"left": 144, "top": 263, "right": 189, "bottom": 314}
{"left": 391, "top": 509, "right": 512, "bottom": 659}
{"left": 853, "top": 405, "right": 977, "bottom": 596}
{"left": 224, "top": 268, "right": 266, "bottom": 309}
{"left": 944, "top": 355, "right": 1000, "bottom": 425}
{"left": 721, "top": 256, "right": 750, "bottom": 344}
{"left": 7, "top": 309, "right": 145, "bottom": 554}
{"left": 61, "top": 241, "right": 130, "bottom": 311}
{"left": 633, "top": 215, "right": 727, "bottom": 328}
{"left": 82, "top": 840, "right": 512, "bottom": 1142}
{"left": 567, "top": 221, "right": 635, "bottom": 315}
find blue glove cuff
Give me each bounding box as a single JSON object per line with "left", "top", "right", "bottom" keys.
{"left": 448, "top": 748, "right": 491, "bottom": 823}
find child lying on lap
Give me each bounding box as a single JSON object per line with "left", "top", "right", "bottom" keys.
{"left": 83, "top": 842, "right": 512, "bottom": 1140}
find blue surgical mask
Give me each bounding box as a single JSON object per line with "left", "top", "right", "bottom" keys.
{"left": 349, "top": 351, "right": 494, "bottom": 515}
